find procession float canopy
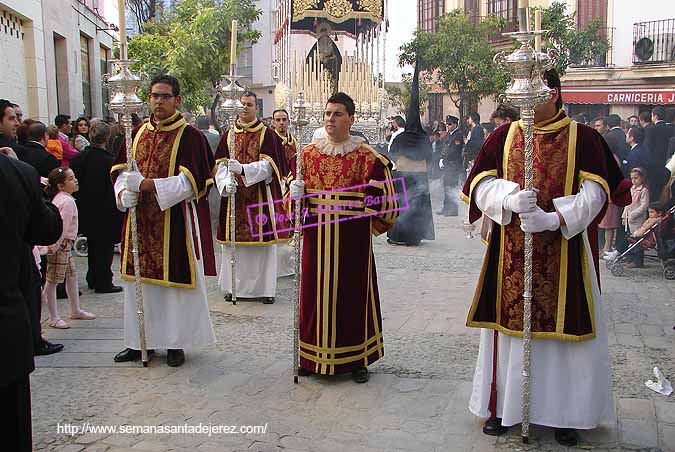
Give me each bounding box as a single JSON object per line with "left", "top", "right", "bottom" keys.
{"left": 273, "top": 0, "right": 389, "bottom": 144}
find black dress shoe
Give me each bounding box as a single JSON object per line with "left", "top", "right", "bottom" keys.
{"left": 262, "top": 297, "right": 275, "bottom": 304}
{"left": 554, "top": 428, "right": 578, "bottom": 446}
{"left": 34, "top": 341, "right": 64, "bottom": 356}
{"left": 167, "top": 349, "right": 185, "bottom": 367}
{"left": 95, "top": 285, "right": 123, "bottom": 294}
{"left": 224, "top": 293, "right": 232, "bottom": 302}
{"left": 352, "top": 367, "right": 369, "bottom": 383}
{"left": 114, "top": 348, "right": 155, "bottom": 363}
{"left": 482, "top": 417, "right": 508, "bottom": 436}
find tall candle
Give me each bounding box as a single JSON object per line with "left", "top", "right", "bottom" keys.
{"left": 518, "top": 0, "right": 528, "bottom": 8}
{"left": 534, "top": 9, "right": 542, "bottom": 51}
{"left": 229, "top": 20, "right": 238, "bottom": 76}
{"left": 298, "top": 54, "right": 304, "bottom": 94}
{"left": 291, "top": 51, "right": 296, "bottom": 98}
{"left": 118, "top": 0, "right": 126, "bottom": 59}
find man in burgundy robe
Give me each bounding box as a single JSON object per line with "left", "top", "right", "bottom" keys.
{"left": 111, "top": 74, "right": 217, "bottom": 367}
{"left": 214, "top": 92, "right": 290, "bottom": 303}
{"left": 461, "top": 70, "right": 630, "bottom": 445}
{"left": 289, "top": 92, "right": 399, "bottom": 383}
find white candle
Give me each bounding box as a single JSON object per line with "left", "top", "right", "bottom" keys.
{"left": 229, "top": 20, "right": 238, "bottom": 76}
{"left": 118, "top": 0, "right": 126, "bottom": 59}
{"left": 534, "top": 9, "right": 542, "bottom": 51}
{"left": 518, "top": 0, "right": 528, "bottom": 8}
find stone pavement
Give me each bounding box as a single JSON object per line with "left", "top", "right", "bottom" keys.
{"left": 32, "top": 181, "right": 675, "bottom": 452}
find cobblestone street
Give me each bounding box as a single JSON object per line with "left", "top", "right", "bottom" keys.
{"left": 32, "top": 182, "right": 675, "bottom": 452}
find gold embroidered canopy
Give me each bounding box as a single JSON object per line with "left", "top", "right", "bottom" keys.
{"left": 292, "top": 0, "right": 384, "bottom": 33}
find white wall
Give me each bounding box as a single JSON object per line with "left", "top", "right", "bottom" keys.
{"left": 611, "top": 1, "right": 675, "bottom": 67}
{"left": 0, "top": 0, "right": 48, "bottom": 123}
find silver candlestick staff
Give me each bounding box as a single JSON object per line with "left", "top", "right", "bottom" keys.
{"left": 494, "top": 12, "right": 558, "bottom": 443}
{"left": 291, "top": 89, "right": 309, "bottom": 384}
{"left": 105, "top": 59, "right": 148, "bottom": 367}
{"left": 218, "top": 74, "right": 245, "bottom": 306}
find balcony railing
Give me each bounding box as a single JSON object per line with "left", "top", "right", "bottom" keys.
{"left": 570, "top": 27, "right": 614, "bottom": 68}
{"left": 633, "top": 18, "right": 675, "bottom": 65}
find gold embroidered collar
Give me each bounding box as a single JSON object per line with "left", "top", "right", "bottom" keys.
{"left": 274, "top": 129, "right": 296, "bottom": 146}
{"left": 234, "top": 118, "right": 265, "bottom": 133}
{"left": 147, "top": 111, "right": 186, "bottom": 132}
{"left": 518, "top": 110, "right": 572, "bottom": 135}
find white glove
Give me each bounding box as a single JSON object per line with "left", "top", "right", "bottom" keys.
{"left": 122, "top": 171, "right": 144, "bottom": 192}
{"left": 519, "top": 207, "right": 560, "bottom": 233}
{"left": 228, "top": 159, "right": 243, "bottom": 175}
{"left": 225, "top": 176, "right": 237, "bottom": 194}
{"left": 503, "top": 190, "right": 537, "bottom": 214}
{"left": 290, "top": 180, "right": 305, "bottom": 198}
{"left": 439, "top": 159, "right": 445, "bottom": 170}
{"left": 119, "top": 189, "right": 140, "bottom": 208}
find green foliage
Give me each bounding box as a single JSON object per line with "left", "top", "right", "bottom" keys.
{"left": 539, "top": 1, "right": 610, "bottom": 75}
{"left": 127, "top": 0, "right": 261, "bottom": 116}
{"left": 398, "top": 10, "right": 508, "bottom": 118}
{"left": 386, "top": 72, "right": 430, "bottom": 114}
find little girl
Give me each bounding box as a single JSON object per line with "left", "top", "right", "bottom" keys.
{"left": 43, "top": 167, "right": 95, "bottom": 328}
{"left": 619, "top": 167, "right": 650, "bottom": 268}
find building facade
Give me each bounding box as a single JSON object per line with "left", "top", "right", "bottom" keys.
{"left": 417, "top": 0, "right": 675, "bottom": 125}
{"left": 0, "top": 0, "right": 119, "bottom": 124}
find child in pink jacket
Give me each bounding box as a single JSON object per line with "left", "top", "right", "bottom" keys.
{"left": 43, "top": 167, "right": 95, "bottom": 329}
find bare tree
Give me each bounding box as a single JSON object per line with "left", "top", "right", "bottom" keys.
{"left": 127, "top": 0, "right": 162, "bottom": 32}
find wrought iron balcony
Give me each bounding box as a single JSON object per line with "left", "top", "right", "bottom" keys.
{"left": 570, "top": 27, "right": 614, "bottom": 68}
{"left": 633, "top": 18, "right": 675, "bottom": 65}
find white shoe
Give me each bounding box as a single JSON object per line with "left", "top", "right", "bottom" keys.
{"left": 603, "top": 250, "right": 619, "bottom": 261}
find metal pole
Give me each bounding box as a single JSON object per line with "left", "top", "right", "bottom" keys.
{"left": 105, "top": 60, "right": 148, "bottom": 367}
{"left": 292, "top": 90, "right": 308, "bottom": 384}
{"left": 494, "top": 21, "right": 558, "bottom": 443}
{"left": 229, "top": 113, "right": 238, "bottom": 306}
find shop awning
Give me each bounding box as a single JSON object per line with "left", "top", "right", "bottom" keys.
{"left": 561, "top": 88, "right": 675, "bottom": 105}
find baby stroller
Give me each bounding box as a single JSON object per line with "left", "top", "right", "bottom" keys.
{"left": 606, "top": 203, "right": 675, "bottom": 279}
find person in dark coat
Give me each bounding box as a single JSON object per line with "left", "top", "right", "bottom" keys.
{"left": 604, "top": 114, "right": 629, "bottom": 162}
{"left": 70, "top": 121, "right": 124, "bottom": 293}
{"left": 645, "top": 107, "right": 674, "bottom": 196}
{"left": 624, "top": 126, "right": 650, "bottom": 175}
{"left": 15, "top": 122, "right": 59, "bottom": 178}
{"left": 0, "top": 99, "right": 20, "bottom": 149}
{"left": 438, "top": 115, "right": 464, "bottom": 216}
{"left": 387, "top": 60, "right": 435, "bottom": 246}
{"left": 0, "top": 149, "right": 63, "bottom": 451}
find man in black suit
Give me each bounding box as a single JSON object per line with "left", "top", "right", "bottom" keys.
{"left": 0, "top": 149, "right": 63, "bottom": 451}
{"left": 0, "top": 99, "right": 20, "bottom": 149}
{"left": 665, "top": 107, "right": 675, "bottom": 163}
{"left": 624, "top": 126, "right": 650, "bottom": 175}
{"left": 438, "top": 115, "right": 464, "bottom": 216}
{"left": 604, "top": 114, "right": 629, "bottom": 161}
{"left": 463, "top": 112, "right": 485, "bottom": 162}
{"left": 645, "top": 107, "right": 673, "bottom": 196}
{"left": 15, "top": 122, "right": 59, "bottom": 177}
{"left": 70, "top": 121, "right": 124, "bottom": 293}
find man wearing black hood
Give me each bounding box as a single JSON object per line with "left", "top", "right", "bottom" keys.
{"left": 386, "top": 61, "right": 435, "bottom": 246}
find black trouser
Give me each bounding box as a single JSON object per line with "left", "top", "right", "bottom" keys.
{"left": 440, "top": 164, "right": 459, "bottom": 215}
{"left": 86, "top": 235, "right": 115, "bottom": 290}
{"left": 616, "top": 232, "right": 645, "bottom": 266}
{"left": 27, "top": 265, "right": 44, "bottom": 350}
{"left": 0, "top": 376, "right": 32, "bottom": 451}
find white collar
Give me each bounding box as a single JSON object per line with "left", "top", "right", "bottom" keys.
{"left": 631, "top": 143, "right": 637, "bottom": 150}
{"left": 313, "top": 135, "right": 366, "bottom": 156}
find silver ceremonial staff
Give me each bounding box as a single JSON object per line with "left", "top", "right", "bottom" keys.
{"left": 291, "top": 89, "right": 309, "bottom": 384}
{"left": 493, "top": 7, "right": 558, "bottom": 443}
{"left": 218, "top": 73, "right": 245, "bottom": 306}
{"left": 105, "top": 59, "right": 148, "bottom": 367}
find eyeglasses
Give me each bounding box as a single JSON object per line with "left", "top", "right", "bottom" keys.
{"left": 149, "top": 93, "right": 175, "bottom": 101}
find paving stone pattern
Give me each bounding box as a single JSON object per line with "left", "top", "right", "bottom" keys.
{"left": 33, "top": 182, "right": 675, "bottom": 451}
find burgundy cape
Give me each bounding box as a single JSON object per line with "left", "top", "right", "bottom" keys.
{"left": 291, "top": 142, "right": 399, "bottom": 375}
{"left": 214, "top": 119, "right": 290, "bottom": 244}
{"left": 461, "top": 112, "right": 631, "bottom": 341}
{"left": 111, "top": 112, "right": 216, "bottom": 288}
